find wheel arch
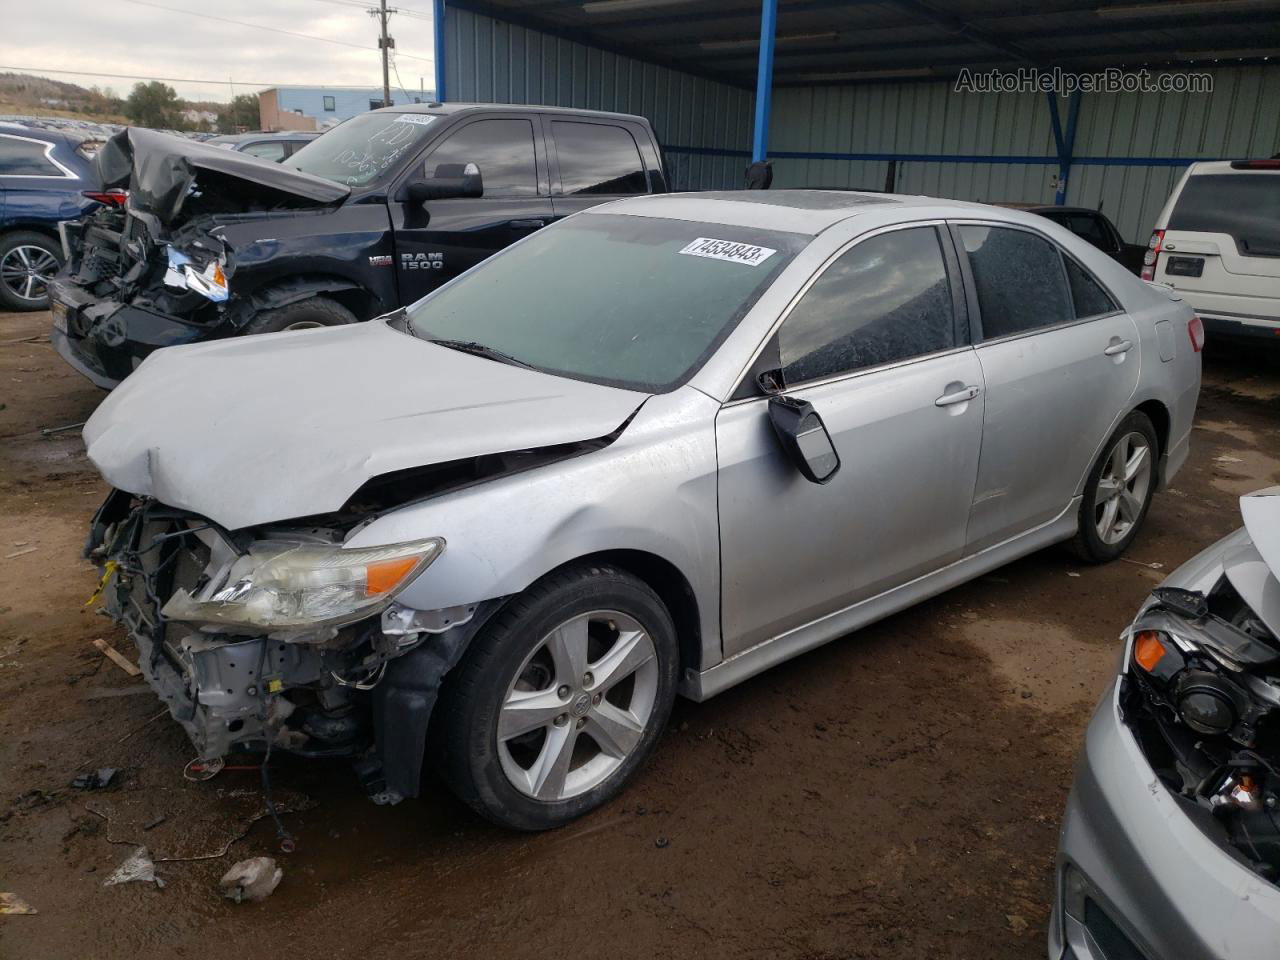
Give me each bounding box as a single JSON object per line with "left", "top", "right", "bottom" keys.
{"left": 239, "top": 273, "right": 389, "bottom": 325}
{"left": 1134, "top": 397, "right": 1171, "bottom": 463}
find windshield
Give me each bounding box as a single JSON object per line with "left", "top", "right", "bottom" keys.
{"left": 405, "top": 213, "right": 806, "bottom": 392}
{"left": 286, "top": 112, "right": 438, "bottom": 187}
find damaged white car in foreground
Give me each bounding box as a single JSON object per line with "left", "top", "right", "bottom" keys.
{"left": 82, "top": 191, "right": 1200, "bottom": 830}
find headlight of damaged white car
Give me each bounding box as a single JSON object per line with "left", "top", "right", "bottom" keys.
{"left": 160, "top": 537, "right": 444, "bottom": 631}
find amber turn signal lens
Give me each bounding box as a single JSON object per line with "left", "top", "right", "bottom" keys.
{"left": 1134, "top": 630, "right": 1166, "bottom": 672}
{"left": 366, "top": 555, "right": 421, "bottom": 595}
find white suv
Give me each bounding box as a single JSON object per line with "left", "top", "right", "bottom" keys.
{"left": 1143, "top": 159, "right": 1280, "bottom": 341}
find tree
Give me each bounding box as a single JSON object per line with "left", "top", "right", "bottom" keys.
{"left": 124, "top": 81, "right": 181, "bottom": 129}
{"left": 217, "top": 94, "right": 260, "bottom": 134}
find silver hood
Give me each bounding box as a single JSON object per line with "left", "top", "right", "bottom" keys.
{"left": 1230, "top": 488, "right": 1280, "bottom": 640}
{"left": 83, "top": 320, "right": 647, "bottom": 530}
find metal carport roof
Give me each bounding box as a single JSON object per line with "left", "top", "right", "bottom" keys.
{"left": 441, "top": 0, "right": 1280, "bottom": 89}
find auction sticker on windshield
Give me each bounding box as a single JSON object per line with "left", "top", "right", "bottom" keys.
{"left": 679, "top": 237, "right": 776, "bottom": 266}
{"left": 394, "top": 114, "right": 437, "bottom": 126}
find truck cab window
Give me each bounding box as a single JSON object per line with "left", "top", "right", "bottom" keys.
{"left": 426, "top": 119, "right": 539, "bottom": 198}
{"left": 551, "top": 121, "right": 647, "bottom": 195}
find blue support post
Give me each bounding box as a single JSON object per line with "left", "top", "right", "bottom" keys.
{"left": 433, "top": 0, "right": 446, "bottom": 101}
{"left": 1046, "top": 90, "right": 1082, "bottom": 205}
{"left": 751, "top": 0, "right": 777, "bottom": 163}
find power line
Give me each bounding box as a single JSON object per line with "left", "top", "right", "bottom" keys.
{"left": 116, "top": 0, "right": 435, "bottom": 63}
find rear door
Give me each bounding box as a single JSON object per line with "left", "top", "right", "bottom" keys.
{"left": 545, "top": 118, "right": 655, "bottom": 222}
{"left": 956, "top": 222, "right": 1140, "bottom": 553}
{"left": 1157, "top": 170, "right": 1280, "bottom": 325}
{"left": 716, "top": 223, "right": 985, "bottom": 656}
{"left": 389, "top": 113, "right": 554, "bottom": 304}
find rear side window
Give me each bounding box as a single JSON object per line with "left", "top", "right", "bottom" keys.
{"left": 427, "top": 118, "right": 539, "bottom": 197}
{"left": 240, "top": 141, "right": 288, "bottom": 161}
{"left": 1170, "top": 173, "right": 1280, "bottom": 257}
{"left": 959, "top": 226, "right": 1073, "bottom": 339}
{"left": 1064, "top": 258, "right": 1118, "bottom": 319}
{"left": 552, "top": 121, "right": 647, "bottom": 195}
{"left": 779, "top": 226, "right": 955, "bottom": 384}
{"left": 1064, "top": 214, "right": 1115, "bottom": 253}
{"left": 0, "top": 135, "right": 61, "bottom": 176}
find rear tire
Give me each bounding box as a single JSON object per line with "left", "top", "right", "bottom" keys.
{"left": 0, "top": 231, "right": 62, "bottom": 312}
{"left": 1071, "top": 411, "right": 1159, "bottom": 563}
{"left": 243, "top": 296, "right": 356, "bottom": 334}
{"left": 431, "top": 564, "right": 679, "bottom": 831}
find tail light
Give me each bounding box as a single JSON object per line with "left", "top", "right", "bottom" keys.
{"left": 82, "top": 189, "right": 128, "bottom": 208}
{"left": 1141, "top": 229, "right": 1164, "bottom": 282}
{"left": 1188, "top": 315, "right": 1205, "bottom": 353}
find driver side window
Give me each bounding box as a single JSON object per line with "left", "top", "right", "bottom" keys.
{"left": 423, "top": 118, "right": 539, "bottom": 198}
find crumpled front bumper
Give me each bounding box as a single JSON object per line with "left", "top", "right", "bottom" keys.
{"left": 49, "top": 278, "right": 220, "bottom": 390}
{"left": 1050, "top": 674, "right": 1280, "bottom": 960}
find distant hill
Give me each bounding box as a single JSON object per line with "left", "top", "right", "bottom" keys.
{"left": 0, "top": 72, "right": 128, "bottom": 122}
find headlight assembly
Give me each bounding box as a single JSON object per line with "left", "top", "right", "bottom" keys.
{"left": 161, "top": 537, "right": 444, "bottom": 631}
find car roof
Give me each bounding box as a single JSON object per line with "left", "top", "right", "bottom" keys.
{"left": 1188, "top": 160, "right": 1280, "bottom": 175}
{"left": 1022, "top": 205, "right": 1104, "bottom": 216}
{"left": 377, "top": 101, "right": 649, "bottom": 124}
{"left": 593, "top": 190, "right": 1044, "bottom": 237}
{"left": 209, "top": 131, "right": 320, "bottom": 143}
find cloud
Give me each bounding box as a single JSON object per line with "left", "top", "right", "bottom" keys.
{"left": 0, "top": 0, "right": 436, "bottom": 101}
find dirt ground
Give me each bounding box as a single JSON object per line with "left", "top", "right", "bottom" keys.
{"left": 0, "top": 308, "right": 1276, "bottom": 960}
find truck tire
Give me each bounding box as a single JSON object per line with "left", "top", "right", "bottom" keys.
{"left": 0, "top": 231, "right": 62, "bottom": 312}
{"left": 431, "top": 563, "right": 679, "bottom": 831}
{"left": 243, "top": 296, "right": 357, "bottom": 335}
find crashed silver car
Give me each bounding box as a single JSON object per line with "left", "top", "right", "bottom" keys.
{"left": 83, "top": 191, "right": 1201, "bottom": 830}
{"left": 1051, "top": 490, "right": 1280, "bottom": 960}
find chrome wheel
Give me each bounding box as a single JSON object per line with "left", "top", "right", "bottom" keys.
{"left": 1094, "top": 431, "right": 1153, "bottom": 545}
{"left": 497, "top": 610, "right": 658, "bottom": 802}
{"left": 0, "top": 244, "right": 59, "bottom": 304}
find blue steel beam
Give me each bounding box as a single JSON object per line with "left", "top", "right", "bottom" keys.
{"left": 434, "top": 0, "right": 447, "bottom": 101}
{"left": 752, "top": 0, "right": 777, "bottom": 164}
{"left": 1046, "top": 89, "right": 1083, "bottom": 205}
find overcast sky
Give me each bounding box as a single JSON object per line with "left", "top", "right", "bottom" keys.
{"left": 1, "top": 0, "right": 438, "bottom": 103}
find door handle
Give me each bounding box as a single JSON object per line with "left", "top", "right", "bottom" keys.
{"left": 510, "top": 219, "right": 546, "bottom": 230}
{"left": 1104, "top": 339, "right": 1133, "bottom": 356}
{"left": 935, "top": 385, "right": 981, "bottom": 407}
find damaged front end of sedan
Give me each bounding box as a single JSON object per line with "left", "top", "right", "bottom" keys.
{"left": 85, "top": 488, "right": 487, "bottom": 804}
{"left": 1121, "top": 496, "right": 1280, "bottom": 883}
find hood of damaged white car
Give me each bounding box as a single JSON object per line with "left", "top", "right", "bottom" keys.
{"left": 97, "top": 127, "right": 350, "bottom": 226}
{"left": 82, "top": 320, "right": 649, "bottom": 530}
{"left": 1230, "top": 488, "right": 1280, "bottom": 640}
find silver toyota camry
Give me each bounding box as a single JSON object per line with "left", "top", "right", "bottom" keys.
{"left": 82, "top": 191, "right": 1201, "bottom": 830}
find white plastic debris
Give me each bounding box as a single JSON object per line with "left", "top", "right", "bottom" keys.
{"left": 219, "top": 857, "right": 283, "bottom": 903}
{"left": 104, "top": 846, "right": 164, "bottom": 889}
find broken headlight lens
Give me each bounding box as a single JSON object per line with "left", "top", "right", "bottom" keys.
{"left": 161, "top": 537, "right": 444, "bottom": 631}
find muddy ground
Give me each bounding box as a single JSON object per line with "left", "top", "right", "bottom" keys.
{"left": 0, "top": 308, "right": 1276, "bottom": 959}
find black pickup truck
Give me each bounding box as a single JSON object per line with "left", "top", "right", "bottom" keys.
{"left": 50, "top": 103, "right": 668, "bottom": 388}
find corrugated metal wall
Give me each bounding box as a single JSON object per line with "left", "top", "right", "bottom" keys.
{"left": 770, "top": 65, "right": 1280, "bottom": 242}
{"left": 442, "top": 5, "right": 753, "bottom": 191}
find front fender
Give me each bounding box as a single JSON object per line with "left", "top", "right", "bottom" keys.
{"left": 344, "top": 387, "right": 724, "bottom": 671}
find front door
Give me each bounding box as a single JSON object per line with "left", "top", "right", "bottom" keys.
{"left": 390, "top": 115, "right": 554, "bottom": 304}
{"left": 717, "top": 224, "right": 986, "bottom": 657}
{"left": 953, "top": 223, "right": 1141, "bottom": 552}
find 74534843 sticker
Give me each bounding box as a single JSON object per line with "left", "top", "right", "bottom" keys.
{"left": 678, "top": 237, "right": 777, "bottom": 266}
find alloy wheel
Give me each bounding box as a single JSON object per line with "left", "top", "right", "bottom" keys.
{"left": 1094, "top": 431, "right": 1153, "bottom": 545}
{"left": 0, "top": 245, "right": 59, "bottom": 304}
{"left": 497, "top": 610, "right": 659, "bottom": 802}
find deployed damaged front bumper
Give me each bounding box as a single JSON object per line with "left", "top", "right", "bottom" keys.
{"left": 50, "top": 278, "right": 218, "bottom": 390}
{"left": 1051, "top": 674, "right": 1280, "bottom": 960}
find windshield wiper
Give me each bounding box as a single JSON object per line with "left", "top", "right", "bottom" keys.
{"left": 425, "top": 338, "right": 536, "bottom": 370}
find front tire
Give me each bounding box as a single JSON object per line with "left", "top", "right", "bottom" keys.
{"left": 432, "top": 564, "right": 679, "bottom": 831}
{"left": 243, "top": 296, "right": 356, "bottom": 334}
{"left": 1071, "top": 411, "right": 1159, "bottom": 563}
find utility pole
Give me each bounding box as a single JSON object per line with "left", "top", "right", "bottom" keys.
{"left": 369, "top": 0, "right": 396, "bottom": 107}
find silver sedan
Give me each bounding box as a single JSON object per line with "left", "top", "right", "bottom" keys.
{"left": 82, "top": 191, "right": 1202, "bottom": 830}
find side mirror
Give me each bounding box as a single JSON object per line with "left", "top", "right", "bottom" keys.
{"left": 767, "top": 395, "right": 840, "bottom": 484}
{"left": 406, "top": 162, "right": 483, "bottom": 203}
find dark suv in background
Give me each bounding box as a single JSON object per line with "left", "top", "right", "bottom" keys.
{"left": 0, "top": 122, "right": 112, "bottom": 311}
{"left": 51, "top": 103, "right": 668, "bottom": 388}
